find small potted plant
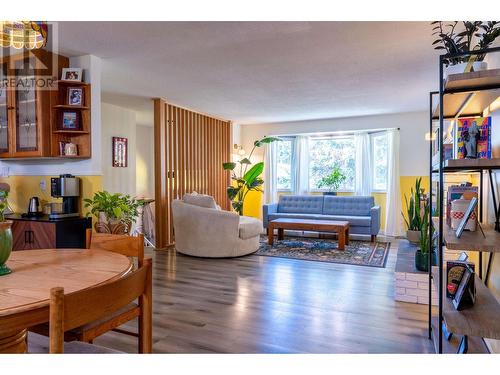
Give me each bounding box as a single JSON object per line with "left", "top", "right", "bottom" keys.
{"left": 84, "top": 191, "right": 144, "bottom": 234}
{"left": 317, "top": 164, "right": 346, "bottom": 195}
{"left": 415, "top": 201, "right": 438, "bottom": 272}
{"left": 402, "top": 177, "right": 426, "bottom": 243}
{"left": 0, "top": 189, "right": 13, "bottom": 276}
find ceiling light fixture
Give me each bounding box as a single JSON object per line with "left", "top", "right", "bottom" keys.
{"left": 0, "top": 21, "right": 47, "bottom": 50}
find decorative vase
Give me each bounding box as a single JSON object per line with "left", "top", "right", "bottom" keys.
{"left": 406, "top": 230, "right": 421, "bottom": 244}
{"left": 415, "top": 249, "right": 438, "bottom": 272}
{"left": 94, "top": 213, "right": 129, "bottom": 234}
{"left": 0, "top": 221, "right": 13, "bottom": 276}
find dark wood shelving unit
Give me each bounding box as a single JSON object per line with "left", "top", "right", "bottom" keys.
{"left": 429, "top": 46, "right": 500, "bottom": 354}
{"left": 50, "top": 80, "right": 92, "bottom": 158}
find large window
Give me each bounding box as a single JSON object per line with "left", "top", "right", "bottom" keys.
{"left": 276, "top": 138, "right": 293, "bottom": 191}
{"left": 372, "top": 133, "right": 388, "bottom": 191}
{"left": 308, "top": 137, "right": 356, "bottom": 191}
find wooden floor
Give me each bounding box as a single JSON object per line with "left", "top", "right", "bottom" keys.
{"left": 95, "top": 239, "right": 434, "bottom": 353}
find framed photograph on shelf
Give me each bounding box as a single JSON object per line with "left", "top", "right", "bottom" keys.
{"left": 67, "top": 87, "right": 83, "bottom": 106}
{"left": 455, "top": 197, "right": 478, "bottom": 238}
{"left": 60, "top": 111, "right": 79, "bottom": 130}
{"left": 112, "top": 137, "right": 128, "bottom": 167}
{"left": 61, "top": 68, "right": 82, "bottom": 82}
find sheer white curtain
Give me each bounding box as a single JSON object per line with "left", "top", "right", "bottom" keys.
{"left": 355, "top": 132, "right": 372, "bottom": 196}
{"left": 292, "top": 136, "right": 310, "bottom": 195}
{"left": 264, "top": 141, "right": 278, "bottom": 204}
{"left": 385, "top": 129, "right": 403, "bottom": 236}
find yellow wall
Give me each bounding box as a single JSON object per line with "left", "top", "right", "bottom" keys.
{"left": 0, "top": 175, "right": 103, "bottom": 216}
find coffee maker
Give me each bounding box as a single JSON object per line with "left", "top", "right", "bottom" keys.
{"left": 50, "top": 174, "right": 81, "bottom": 218}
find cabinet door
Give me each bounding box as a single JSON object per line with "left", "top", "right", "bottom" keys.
{"left": 0, "top": 60, "right": 10, "bottom": 157}
{"left": 11, "top": 221, "right": 33, "bottom": 251}
{"left": 30, "top": 221, "right": 56, "bottom": 249}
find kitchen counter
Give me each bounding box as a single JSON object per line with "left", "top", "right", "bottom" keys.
{"left": 5, "top": 213, "right": 90, "bottom": 222}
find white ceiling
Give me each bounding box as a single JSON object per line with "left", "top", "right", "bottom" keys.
{"left": 57, "top": 21, "right": 439, "bottom": 126}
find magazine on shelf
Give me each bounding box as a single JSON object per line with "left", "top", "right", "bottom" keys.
{"left": 454, "top": 117, "right": 492, "bottom": 159}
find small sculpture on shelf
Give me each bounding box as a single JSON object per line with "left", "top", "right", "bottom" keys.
{"left": 462, "top": 121, "right": 480, "bottom": 159}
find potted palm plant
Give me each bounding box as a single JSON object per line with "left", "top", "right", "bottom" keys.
{"left": 317, "top": 164, "right": 346, "bottom": 195}
{"left": 84, "top": 191, "right": 144, "bottom": 234}
{"left": 0, "top": 189, "right": 13, "bottom": 276}
{"left": 402, "top": 177, "right": 426, "bottom": 243}
{"left": 415, "top": 200, "right": 438, "bottom": 272}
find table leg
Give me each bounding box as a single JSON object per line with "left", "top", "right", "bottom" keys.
{"left": 278, "top": 228, "right": 284, "bottom": 241}
{"left": 345, "top": 227, "right": 349, "bottom": 245}
{"left": 268, "top": 226, "right": 274, "bottom": 246}
{"left": 338, "top": 230, "right": 346, "bottom": 250}
{"left": 0, "top": 329, "right": 27, "bottom": 353}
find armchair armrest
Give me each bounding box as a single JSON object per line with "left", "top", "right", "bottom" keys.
{"left": 370, "top": 206, "right": 381, "bottom": 235}
{"left": 262, "top": 203, "right": 278, "bottom": 228}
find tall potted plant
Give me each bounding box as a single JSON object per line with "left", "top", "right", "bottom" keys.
{"left": 415, "top": 199, "right": 438, "bottom": 272}
{"left": 431, "top": 21, "right": 500, "bottom": 76}
{"left": 84, "top": 191, "right": 144, "bottom": 234}
{"left": 402, "top": 177, "right": 426, "bottom": 243}
{"left": 317, "top": 164, "right": 346, "bottom": 195}
{"left": 223, "top": 136, "right": 280, "bottom": 215}
{"left": 0, "top": 189, "right": 13, "bottom": 276}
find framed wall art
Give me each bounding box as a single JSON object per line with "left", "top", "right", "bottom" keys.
{"left": 112, "top": 137, "right": 128, "bottom": 167}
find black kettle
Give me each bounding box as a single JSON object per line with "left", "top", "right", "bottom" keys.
{"left": 28, "top": 196, "right": 41, "bottom": 214}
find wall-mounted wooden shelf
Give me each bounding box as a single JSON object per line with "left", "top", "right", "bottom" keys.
{"left": 432, "top": 267, "right": 500, "bottom": 340}
{"left": 52, "top": 130, "right": 90, "bottom": 135}
{"left": 53, "top": 105, "right": 90, "bottom": 110}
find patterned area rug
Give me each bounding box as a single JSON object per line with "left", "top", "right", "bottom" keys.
{"left": 256, "top": 236, "right": 390, "bottom": 268}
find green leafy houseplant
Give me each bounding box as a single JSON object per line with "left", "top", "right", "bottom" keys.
{"left": 317, "top": 164, "right": 347, "bottom": 194}
{"left": 84, "top": 191, "right": 144, "bottom": 234}
{"left": 223, "top": 136, "right": 280, "bottom": 215}
{"left": 402, "top": 177, "right": 426, "bottom": 243}
{"left": 431, "top": 21, "right": 500, "bottom": 66}
{"left": 0, "top": 189, "right": 13, "bottom": 276}
{"left": 415, "top": 198, "right": 438, "bottom": 272}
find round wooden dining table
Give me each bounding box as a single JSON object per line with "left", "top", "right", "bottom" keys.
{"left": 0, "top": 249, "right": 133, "bottom": 353}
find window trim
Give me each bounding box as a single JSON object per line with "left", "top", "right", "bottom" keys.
{"left": 370, "top": 132, "right": 388, "bottom": 193}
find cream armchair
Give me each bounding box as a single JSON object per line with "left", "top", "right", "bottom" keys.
{"left": 171, "top": 198, "right": 263, "bottom": 258}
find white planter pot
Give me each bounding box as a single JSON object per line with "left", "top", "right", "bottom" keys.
{"left": 444, "top": 61, "right": 488, "bottom": 79}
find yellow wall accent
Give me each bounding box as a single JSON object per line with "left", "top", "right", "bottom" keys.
{"left": 0, "top": 175, "right": 103, "bottom": 215}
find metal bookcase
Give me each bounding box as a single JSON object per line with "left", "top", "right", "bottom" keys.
{"left": 428, "top": 46, "right": 500, "bottom": 354}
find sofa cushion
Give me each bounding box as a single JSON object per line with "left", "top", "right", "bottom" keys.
{"left": 239, "top": 216, "right": 263, "bottom": 240}
{"left": 278, "top": 195, "right": 324, "bottom": 214}
{"left": 323, "top": 196, "right": 374, "bottom": 216}
{"left": 268, "top": 213, "right": 371, "bottom": 227}
{"left": 183, "top": 191, "right": 217, "bottom": 209}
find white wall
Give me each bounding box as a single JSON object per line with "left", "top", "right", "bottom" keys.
{"left": 101, "top": 103, "right": 137, "bottom": 195}
{"left": 240, "top": 111, "right": 428, "bottom": 176}
{"left": 136, "top": 125, "right": 154, "bottom": 197}
{"left": 0, "top": 54, "right": 102, "bottom": 176}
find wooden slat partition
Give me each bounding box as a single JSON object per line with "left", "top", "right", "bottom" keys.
{"left": 154, "top": 99, "right": 232, "bottom": 249}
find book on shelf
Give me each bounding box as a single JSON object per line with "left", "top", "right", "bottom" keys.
{"left": 446, "top": 185, "right": 478, "bottom": 226}
{"left": 454, "top": 117, "right": 492, "bottom": 159}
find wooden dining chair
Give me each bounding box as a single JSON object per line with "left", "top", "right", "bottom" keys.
{"left": 28, "top": 258, "right": 152, "bottom": 354}
{"left": 72, "top": 230, "right": 146, "bottom": 349}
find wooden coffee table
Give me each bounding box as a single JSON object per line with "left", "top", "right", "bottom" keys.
{"left": 268, "top": 218, "right": 350, "bottom": 250}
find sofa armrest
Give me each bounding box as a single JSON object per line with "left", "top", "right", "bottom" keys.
{"left": 262, "top": 203, "right": 278, "bottom": 228}
{"left": 370, "top": 206, "right": 381, "bottom": 235}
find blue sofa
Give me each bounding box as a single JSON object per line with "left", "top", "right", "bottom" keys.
{"left": 263, "top": 195, "right": 381, "bottom": 241}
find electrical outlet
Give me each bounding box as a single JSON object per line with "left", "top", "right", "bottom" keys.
{"left": 39, "top": 179, "right": 46, "bottom": 191}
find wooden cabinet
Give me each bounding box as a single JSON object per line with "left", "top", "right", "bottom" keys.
{"left": 0, "top": 49, "right": 93, "bottom": 160}
{"left": 9, "top": 216, "right": 90, "bottom": 251}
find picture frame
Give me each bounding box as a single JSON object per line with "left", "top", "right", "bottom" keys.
{"left": 455, "top": 197, "right": 478, "bottom": 238}
{"left": 112, "top": 137, "right": 128, "bottom": 167}
{"left": 61, "top": 68, "right": 82, "bottom": 82}
{"left": 452, "top": 265, "right": 476, "bottom": 311}
{"left": 61, "top": 111, "right": 79, "bottom": 130}
{"left": 67, "top": 87, "right": 83, "bottom": 106}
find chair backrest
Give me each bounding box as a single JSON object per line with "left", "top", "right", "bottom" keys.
{"left": 49, "top": 258, "right": 152, "bottom": 354}
{"left": 86, "top": 229, "right": 145, "bottom": 267}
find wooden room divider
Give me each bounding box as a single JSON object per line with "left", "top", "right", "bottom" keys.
{"left": 154, "top": 99, "right": 232, "bottom": 249}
